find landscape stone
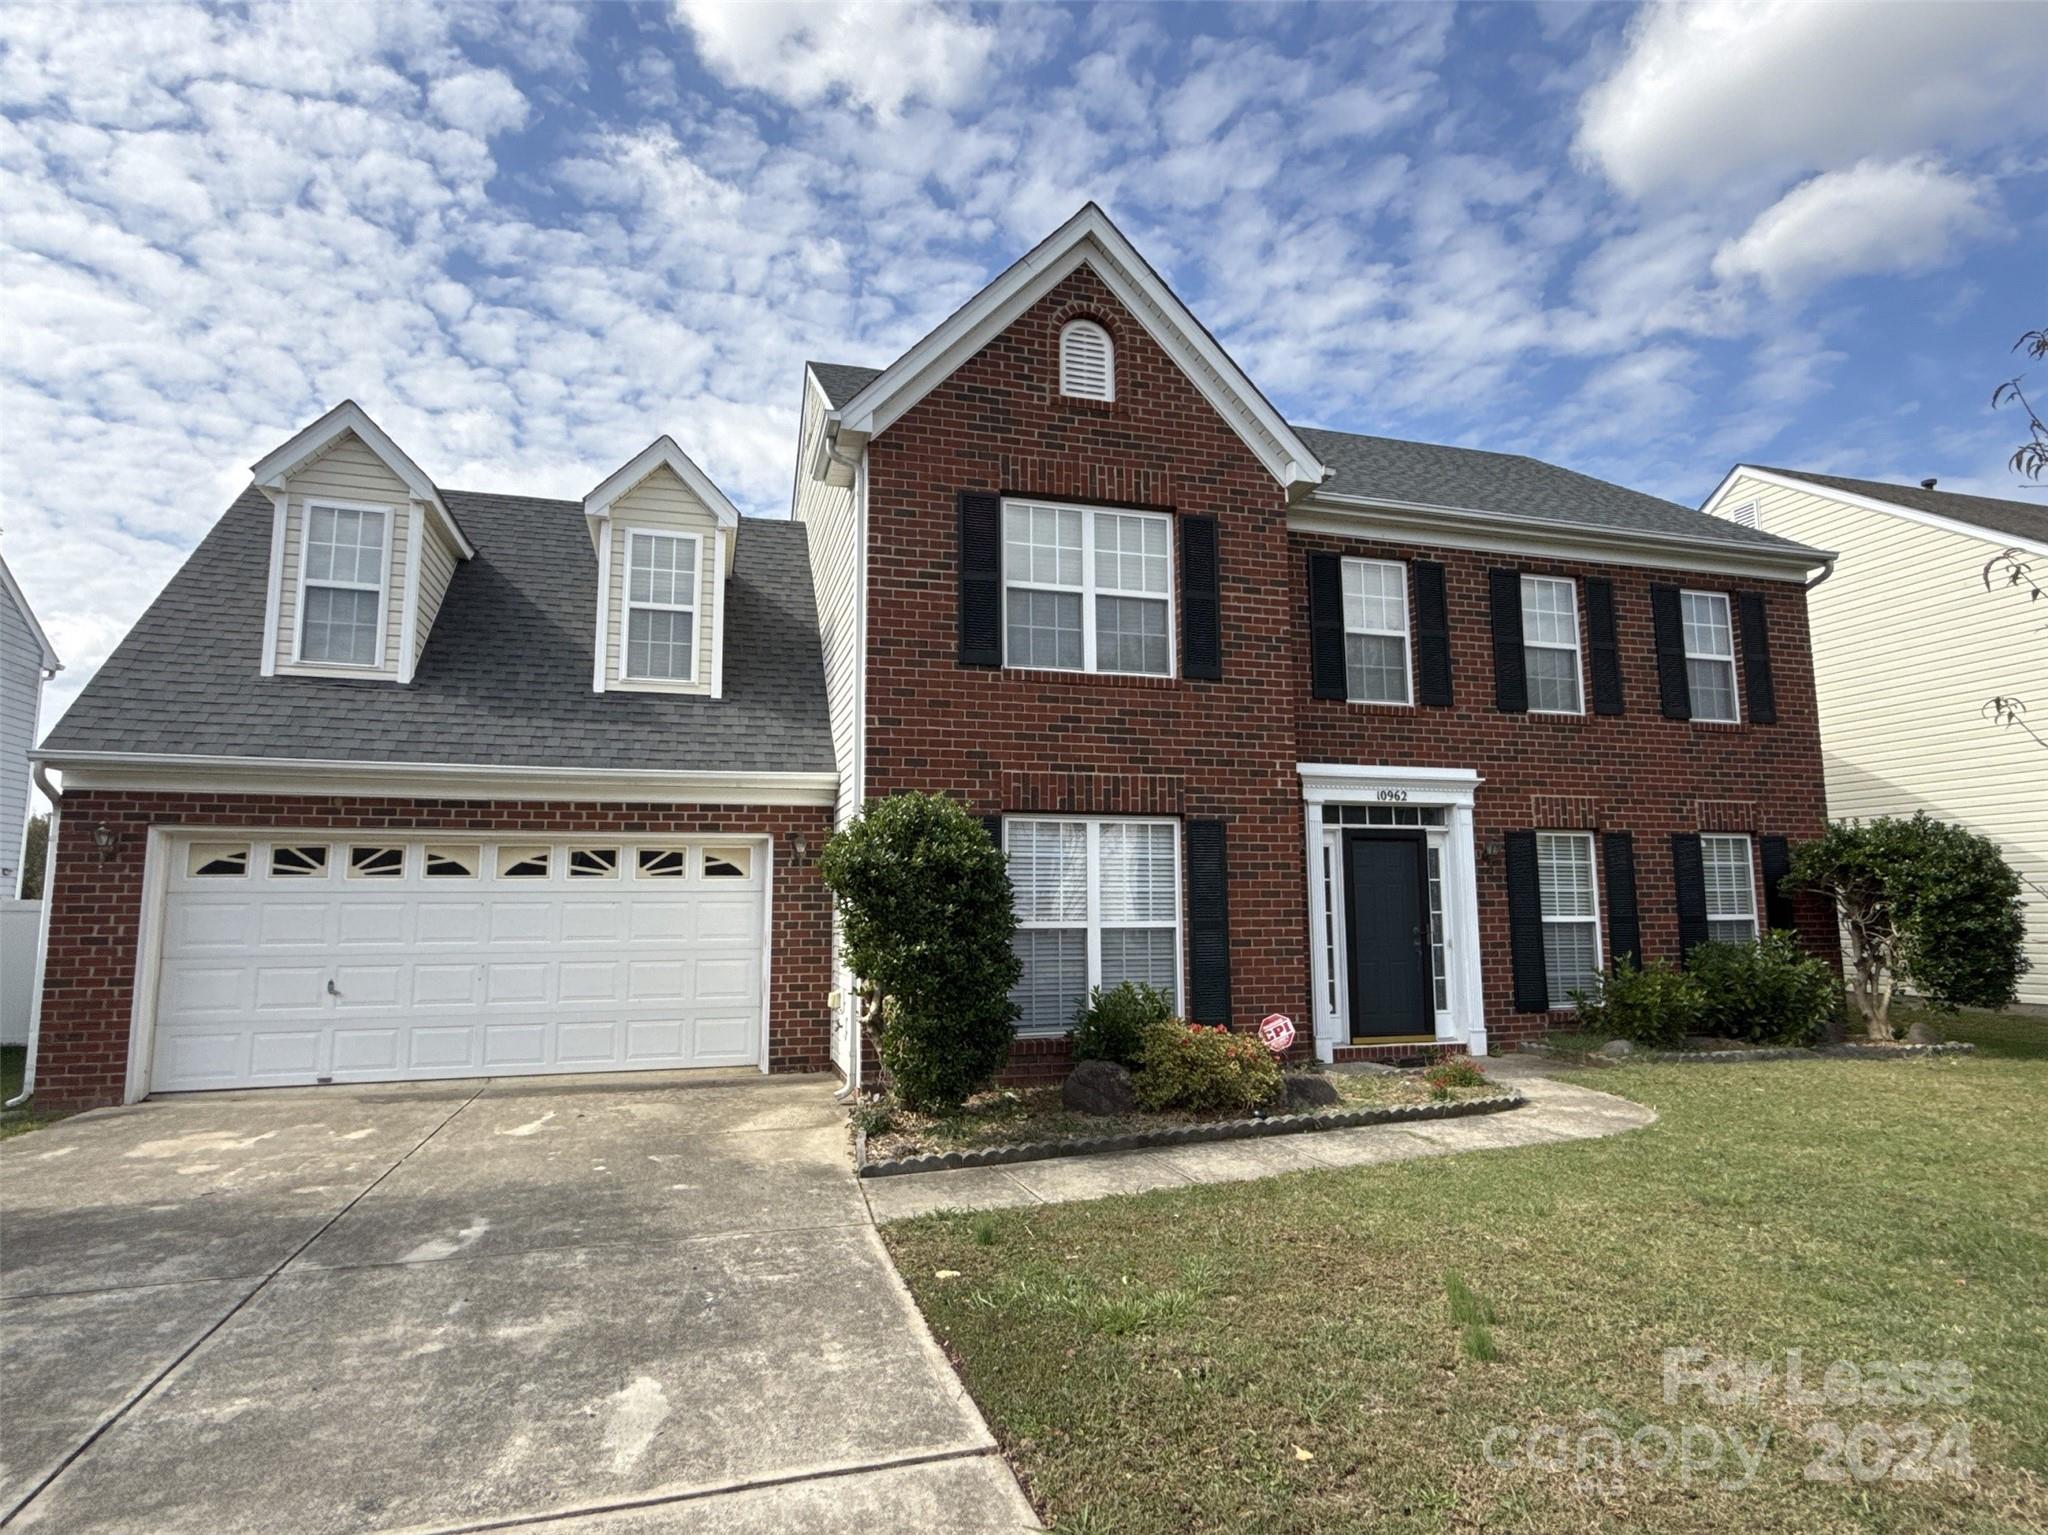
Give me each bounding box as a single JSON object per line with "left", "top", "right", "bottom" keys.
{"left": 1061, "top": 1059, "right": 1137, "bottom": 1116}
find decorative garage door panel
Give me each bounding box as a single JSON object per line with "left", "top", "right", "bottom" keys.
{"left": 152, "top": 838, "right": 766, "bottom": 1092}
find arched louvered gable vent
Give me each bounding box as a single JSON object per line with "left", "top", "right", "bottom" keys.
{"left": 1059, "top": 319, "right": 1115, "bottom": 401}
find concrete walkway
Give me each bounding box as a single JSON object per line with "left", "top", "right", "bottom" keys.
{"left": 1, "top": 1071, "right": 1039, "bottom": 1535}
{"left": 862, "top": 1058, "right": 1655, "bottom": 1222}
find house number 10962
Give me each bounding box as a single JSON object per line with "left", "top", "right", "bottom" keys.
{"left": 1376, "top": 789, "right": 1408, "bottom": 802}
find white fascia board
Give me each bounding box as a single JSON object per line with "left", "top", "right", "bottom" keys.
{"left": 249, "top": 400, "right": 474, "bottom": 561}
{"left": 583, "top": 436, "right": 742, "bottom": 530}
{"left": 0, "top": 555, "right": 60, "bottom": 671}
{"left": 1292, "top": 496, "right": 1834, "bottom": 583}
{"left": 1704, "top": 465, "right": 2048, "bottom": 558}
{"left": 34, "top": 750, "right": 838, "bottom": 806}
{"left": 823, "top": 203, "right": 1327, "bottom": 496}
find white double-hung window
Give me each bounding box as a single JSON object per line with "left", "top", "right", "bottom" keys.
{"left": 298, "top": 504, "right": 387, "bottom": 666}
{"left": 1343, "top": 558, "right": 1411, "bottom": 704}
{"left": 625, "top": 531, "right": 700, "bottom": 682}
{"left": 1536, "top": 831, "right": 1601, "bottom": 1007}
{"left": 1681, "top": 591, "right": 1740, "bottom": 722}
{"left": 1521, "top": 575, "right": 1582, "bottom": 713}
{"left": 1702, "top": 834, "right": 1758, "bottom": 943}
{"left": 1003, "top": 500, "right": 1172, "bottom": 676}
{"left": 1004, "top": 818, "right": 1180, "bottom": 1032}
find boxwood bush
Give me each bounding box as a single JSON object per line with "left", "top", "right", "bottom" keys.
{"left": 1569, "top": 957, "right": 1703, "bottom": 1048}
{"left": 1684, "top": 931, "right": 1842, "bottom": 1046}
{"left": 1071, "top": 981, "right": 1174, "bottom": 1068}
{"left": 1132, "top": 1020, "right": 1282, "bottom": 1115}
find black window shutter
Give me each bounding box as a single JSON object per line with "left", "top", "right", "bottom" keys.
{"left": 1306, "top": 552, "right": 1347, "bottom": 700}
{"left": 1585, "top": 577, "right": 1624, "bottom": 716}
{"left": 956, "top": 490, "right": 1003, "bottom": 667}
{"left": 1649, "top": 584, "right": 1691, "bottom": 720}
{"left": 1180, "top": 515, "right": 1222, "bottom": 681}
{"left": 1488, "top": 569, "right": 1527, "bottom": 713}
{"left": 1760, "top": 835, "right": 1795, "bottom": 930}
{"left": 980, "top": 814, "right": 1004, "bottom": 853}
{"left": 1602, "top": 832, "right": 1640, "bottom": 967}
{"left": 1185, "top": 820, "right": 1231, "bottom": 1024}
{"left": 1736, "top": 591, "right": 1778, "bottom": 724}
{"left": 1412, "top": 560, "right": 1453, "bottom": 707}
{"left": 1672, "top": 833, "right": 1709, "bottom": 958}
{"left": 1504, "top": 830, "right": 1550, "bottom": 1011}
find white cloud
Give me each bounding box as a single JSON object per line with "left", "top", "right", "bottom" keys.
{"left": 428, "top": 69, "right": 529, "bottom": 138}
{"left": 672, "top": 0, "right": 996, "bottom": 119}
{"left": 1577, "top": 0, "right": 2048, "bottom": 197}
{"left": 1712, "top": 158, "right": 1996, "bottom": 295}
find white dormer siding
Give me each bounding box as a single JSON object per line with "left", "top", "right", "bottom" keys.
{"left": 600, "top": 464, "right": 724, "bottom": 695}
{"left": 254, "top": 402, "right": 471, "bottom": 686}
{"left": 272, "top": 433, "right": 411, "bottom": 680}
{"left": 412, "top": 514, "right": 461, "bottom": 675}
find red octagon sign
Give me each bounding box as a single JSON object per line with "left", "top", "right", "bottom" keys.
{"left": 1257, "top": 1013, "right": 1296, "bottom": 1053}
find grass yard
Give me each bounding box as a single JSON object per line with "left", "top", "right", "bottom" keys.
{"left": 885, "top": 1008, "right": 2047, "bottom": 1533}
{"left": 0, "top": 1043, "right": 42, "bottom": 1139}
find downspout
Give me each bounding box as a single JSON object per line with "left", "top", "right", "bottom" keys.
{"left": 826, "top": 422, "right": 865, "bottom": 1104}
{"left": 6, "top": 762, "right": 61, "bottom": 1109}
{"left": 1804, "top": 555, "right": 1837, "bottom": 593}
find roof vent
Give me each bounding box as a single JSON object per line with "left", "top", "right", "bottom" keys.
{"left": 1921, "top": 477, "right": 1938, "bottom": 489}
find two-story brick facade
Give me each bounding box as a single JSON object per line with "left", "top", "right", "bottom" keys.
{"left": 20, "top": 203, "right": 1836, "bottom": 1114}
{"left": 798, "top": 204, "right": 1837, "bottom": 1087}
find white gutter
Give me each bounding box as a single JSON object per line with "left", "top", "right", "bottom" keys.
{"left": 32, "top": 751, "right": 839, "bottom": 806}
{"left": 1298, "top": 490, "right": 1836, "bottom": 577}
{"left": 6, "top": 763, "right": 61, "bottom": 1110}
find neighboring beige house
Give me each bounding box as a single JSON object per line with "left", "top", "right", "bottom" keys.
{"left": 1701, "top": 467, "right": 2048, "bottom": 1003}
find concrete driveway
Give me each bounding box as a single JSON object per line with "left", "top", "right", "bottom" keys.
{"left": 0, "top": 1073, "right": 1036, "bottom": 1534}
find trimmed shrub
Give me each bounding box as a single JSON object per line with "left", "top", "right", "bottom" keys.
{"left": 818, "top": 792, "right": 1020, "bottom": 1113}
{"left": 1791, "top": 814, "right": 2028, "bottom": 1038}
{"left": 1684, "top": 932, "right": 1842, "bottom": 1046}
{"left": 1569, "top": 957, "right": 1703, "bottom": 1048}
{"left": 1071, "top": 981, "right": 1174, "bottom": 1067}
{"left": 1132, "top": 1020, "right": 1283, "bottom": 1115}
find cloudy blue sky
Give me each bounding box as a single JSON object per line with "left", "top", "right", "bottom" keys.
{"left": 3, "top": 0, "right": 2045, "bottom": 734}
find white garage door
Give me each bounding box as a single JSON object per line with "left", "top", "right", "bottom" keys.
{"left": 149, "top": 835, "right": 767, "bottom": 1092}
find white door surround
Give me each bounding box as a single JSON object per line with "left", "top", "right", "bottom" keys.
{"left": 1298, "top": 764, "right": 1486, "bottom": 1061}
{"left": 129, "top": 829, "right": 775, "bottom": 1100}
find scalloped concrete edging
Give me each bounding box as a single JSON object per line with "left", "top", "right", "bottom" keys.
{"left": 1520, "top": 1040, "right": 1976, "bottom": 1068}
{"left": 855, "top": 1090, "right": 1526, "bottom": 1178}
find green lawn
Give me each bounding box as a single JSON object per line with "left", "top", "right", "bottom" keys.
{"left": 1, "top": 1043, "right": 57, "bottom": 1138}
{"left": 885, "top": 1008, "right": 2048, "bottom": 1533}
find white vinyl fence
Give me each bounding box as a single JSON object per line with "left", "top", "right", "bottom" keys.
{"left": 2, "top": 899, "right": 39, "bottom": 1046}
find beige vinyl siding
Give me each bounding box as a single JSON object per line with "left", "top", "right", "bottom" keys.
{"left": 1718, "top": 472, "right": 2048, "bottom": 1001}
{"left": 413, "top": 514, "right": 460, "bottom": 671}
{"left": 275, "top": 433, "right": 409, "bottom": 678}
{"left": 607, "top": 465, "right": 719, "bottom": 693}
{"left": 793, "top": 380, "right": 861, "bottom": 826}
{"left": 1, "top": 578, "right": 45, "bottom": 891}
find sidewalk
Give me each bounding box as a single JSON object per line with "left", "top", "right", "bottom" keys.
{"left": 861, "top": 1057, "right": 1655, "bottom": 1223}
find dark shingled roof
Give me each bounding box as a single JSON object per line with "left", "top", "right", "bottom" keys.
{"left": 1748, "top": 467, "right": 2048, "bottom": 546}
{"left": 808, "top": 361, "right": 883, "bottom": 409}
{"left": 43, "top": 487, "right": 835, "bottom": 774}
{"left": 1299, "top": 428, "right": 1819, "bottom": 554}
{"left": 811, "top": 360, "right": 1821, "bottom": 557}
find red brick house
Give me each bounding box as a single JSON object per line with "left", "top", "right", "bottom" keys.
{"left": 22, "top": 204, "right": 1835, "bottom": 1112}
{"left": 795, "top": 205, "right": 1836, "bottom": 1089}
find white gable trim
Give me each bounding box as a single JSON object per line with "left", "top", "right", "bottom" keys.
{"left": 1703, "top": 465, "right": 2048, "bottom": 558}
{"left": 250, "top": 401, "right": 474, "bottom": 561}
{"left": 583, "top": 436, "right": 742, "bottom": 531}
{"left": 0, "top": 555, "right": 60, "bottom": 672}
{"left": 821, "top": 203, "right": 1327, "bottom": 497}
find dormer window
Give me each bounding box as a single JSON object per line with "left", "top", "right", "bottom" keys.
{"left": 297, "top": 503, "right": 388, "bottom": 666}
{"left": 583, "top": 436, "right": 742, "bottom": 699}
{"left": 1059, "top": 319, "right": 1114, "bottom": 401}
{"left": 625, "top": 530, "right": 701, "bottom": 683}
